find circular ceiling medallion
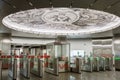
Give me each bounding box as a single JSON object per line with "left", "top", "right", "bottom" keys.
{"left": 2, "top": 8, "right": 120, "bottom": 35}
{"left": 41, "top": 8, "right": 79, "bottom": 23}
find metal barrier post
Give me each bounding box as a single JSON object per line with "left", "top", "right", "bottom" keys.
{"left": 109, "top": 58, "right": 113, "bottom": 71}
{"left": 90, "top": 59, "right": 93, "bottom": 72}
{"left": 78, "top": 58, "right": 81, "bottom": 73}
{"left": 27, "top": 59, "right": 30, "bottom": 78}
{"left": 54, "top": 58, "right": 59, "bottom": 76}
{"left": 13, "top": 59, "right": 17, "bottom": 80}
{"left": 0, "top": 60, "right": 2, "bottom": 80}
{"left": 96, "top": 58, "right": 99, "bottom": 71}
{"left": 103, "top": 58, "right": 106, "bottom": 71}
{"left": 39, "top": 59, "right": 43, "bottom": 77}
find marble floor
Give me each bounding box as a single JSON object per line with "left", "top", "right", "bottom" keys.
{"left": 2, "top": 70, "right": 120, "bottom": 80}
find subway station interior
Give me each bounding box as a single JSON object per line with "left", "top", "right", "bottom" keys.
{"left": 1, "top": 0, "right": 120, "bottom": 80}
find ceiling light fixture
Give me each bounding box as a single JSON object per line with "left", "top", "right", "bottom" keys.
{"left": 103, "top": 0, "right": 120, "bottom": 11}
{"left": 49, "top": 0, "right": 53, "bottom": 8}
{"left": 69, "top": 0, "right": 73, "bottom": 8}
{"left": 88, "top": 0, "right": 98, "bottom": 8}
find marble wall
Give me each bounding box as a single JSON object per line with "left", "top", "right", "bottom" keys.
{"left": 0, "top": 33, "right": 11, "bottom": 55}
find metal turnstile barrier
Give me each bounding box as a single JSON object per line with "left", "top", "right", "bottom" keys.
{"left": 78, "top": 58, "right": 82, "bottom": 73}
{"left": 105, "top": 57, "right": 113, "bottom": 70}
{"left": 20, "top": 55, "right": 30, "bottom": 79}
{"left": 84, "top": 57, "right": 93, "bottom": 72}
{"left": 27, "top": 59, "right": 30, "bottom": 78}
{"left": 13, "top": 59, "right": 17, "bottom": 80}
{"left": 93, "top": 57, "right": 99, "bottom": 72}
{"left": 89, "top": 58, "right": 93, "bottom": 72}
{"left": 105, "top": 57, "right": 113, "bottom": 71}
{"left": 30, "top": 58, "right": 43, "bottom": 77}
{"left": 70, "top": 58, "right": 82, "bottom": 73}
{"left": 38, "top": 59, "right": 43, "bottom": 77}
{"left": 54, "top": 58, "right": 59, "bottom": 76}
{"left": 8, "top": 59, "right": 17, "bottom": 80}
{"left": 0, "top": 60, "right": 2, "bottom": 80}
{"left": 99, "top": 57, "right": 105, "bottom": 71}
{"left": 45, "top": 58, "right": 59, "bottom": 76}
{"left": 115, "top": 57, "right": 120, "bottom": 70}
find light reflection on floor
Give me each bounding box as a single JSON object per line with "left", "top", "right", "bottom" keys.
{"left": 2, "top": 70, "right": 120, "bottom": 80}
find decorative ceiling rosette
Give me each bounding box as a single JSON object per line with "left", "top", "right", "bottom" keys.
{"left": 2, "top": 8, "right": 120, "bottom": 35}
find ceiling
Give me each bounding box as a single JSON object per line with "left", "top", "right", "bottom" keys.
{"left": 0, "top": 0, "right": 120, "bottom": 39}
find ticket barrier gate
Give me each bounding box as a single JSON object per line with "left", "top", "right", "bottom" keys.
{"left": 84, "top": 57, "right": 93, "bottom": 72}
{"left": 20, "top": 55, "right": 30, "bottom": 79}
{"left": 115, "top": 57, "right": 120, "bottom": 70}
{"left": 30, "top": 58, "right": 43, "bottom": 77}
{"left": 0, "top": 60, "right": 2, "bottom": 80}
{"left": 45, "top": 58, "right": 59, "bottom": 76}
{"left": 92, "top": 57, "right": 99, "bottom": 72}
{"left": 70, "top": 58, "right": 82, "bottom": 73}
{"left": 99, "top": 57, "right": 105, "bottom": 71}
{"left": 105, "top": 57, "right": 113, "bottom": 71}
{"left": 8, "top": 58, "right": 17, "bottom": 80}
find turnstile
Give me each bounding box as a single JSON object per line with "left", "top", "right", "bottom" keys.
{"left": 105, "top": 57, "right": 113, "bottom": 71}
{"left": 93, "top": 57, "right": 99, "bottom": 72}
{"left": 84, "top": 57, "right": 93, "bottom": 72}
{"left": 8, "top": 58, "right": 17, "bottom": 80}
{"left": 0, "top": 60, "right": 2, "bottom": 80}
{"left": 77, "top": 58, "right": 82, "bottom": 73}
{"left": 30, "top": 58, "right": 43, "bottom": 77}
{"left": 70, "top": 58, "right": 82, "bottom": 73}
{"left": 45, "top": 58, "right": 59, "bottom": 76}
{"left": 99, "top": 57, "right": 105, "bottom": 71}
{"left": 20, "top": 55, "right": 30, "bottom": 78}
{"left": 115, "top": 57, "right": 120, "bottom": 70}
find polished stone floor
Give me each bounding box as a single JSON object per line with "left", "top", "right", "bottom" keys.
{"left": 2, "top": 70, "right": 120, "bottom": 80}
